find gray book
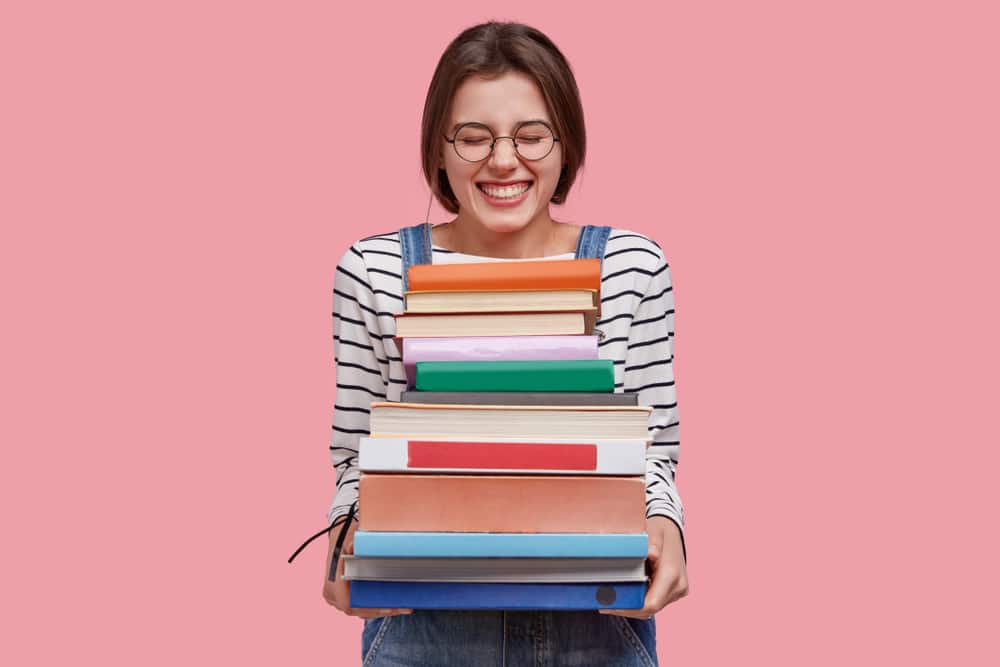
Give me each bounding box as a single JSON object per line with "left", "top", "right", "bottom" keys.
{"left": 342, "top": 556, "right": 649, "bottom": 583}
{"left": 399, "top": 390, "right": 639, "bottom": 406}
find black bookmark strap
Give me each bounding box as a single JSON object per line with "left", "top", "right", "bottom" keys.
{"left": 328, "top": 501, "right": 358, "bottom": 581}
{"left": 287, "top": 500, "right": 359, "bottom": 581}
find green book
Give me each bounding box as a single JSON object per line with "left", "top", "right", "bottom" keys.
{"left": 413, "top": 359, "right": 615, "bottom": 393}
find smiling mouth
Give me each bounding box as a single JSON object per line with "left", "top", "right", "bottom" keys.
{"left": 476, "top": 181, "right": 533, "bottom": 199}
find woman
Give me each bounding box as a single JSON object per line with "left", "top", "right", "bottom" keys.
{"left": 323, "top": 20, "right": 687, "bottom": 666}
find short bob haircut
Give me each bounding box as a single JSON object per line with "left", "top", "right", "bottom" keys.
{"left": 421, "top": 21, "right": 586, "bottom": 214}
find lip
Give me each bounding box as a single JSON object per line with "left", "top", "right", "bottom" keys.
{"left": 476, "top": 181, "right": 533, "bottom": 208}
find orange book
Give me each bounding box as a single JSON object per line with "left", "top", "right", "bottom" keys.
{"left": 407, "top": 258, "right": 601, "bottom": 292}
{"left": 359, "top": 474, "right": 646, "bottom": 533}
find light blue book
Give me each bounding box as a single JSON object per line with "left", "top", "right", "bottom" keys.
{"left": 350, "top": 581, "right": 646, "bottom": 610}
{"left": 353, "top": 531, "right": 648, "bottom": 558}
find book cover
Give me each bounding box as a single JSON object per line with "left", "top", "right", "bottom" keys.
{"left": 352, "top": 531, "right": 650, "bottom": 558}
{"left": 342, "top": 556, "right": 648, "bottom": 583}
{"left": 399, "top": 390, "right": 638, "bottom": 406}
{"left": 407, "top": 257, "right": 601, "bottom": 292}
{"left": 414, "top": 359, "right": 615, "bottom": 393}
{"left": 358, "top": 437, "right": 647, "bottom": 475}
{"left": 350, "top": 581, "right": 646, "bottom": 610}
{"left": 358, "top": 474, "right": 646, "bottom": 533}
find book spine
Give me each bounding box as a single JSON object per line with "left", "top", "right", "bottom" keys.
{"left": 395, "top": 311, "right": 586, "bottom": 338}
{"left": 407, "top": 258, "right": 601, "bottom": 292}
{"left": 402, "top": 335, "right": 598, "bottom": 388}
{"left": 349, "top": 581, "right": 646, "bottom": 610}
{"left": 398, "top": 391, "right": 638, "bottom": 406}
{"left": 342, "top": 557, "right": 648, "bottom": 583}
{"left": 352, "top": 532, "right": 650, "bottom": 558}
{"left": 368, "top": 403, "right": 652, "bottom": 441}
{"left": 414, "top": 359, "right": 614, "bottom": 393}
{"left": 358, "top": 438, "right": 647, "bottom": 475}
{"left": 358, "top": 474, "right": 646, "bottom": 533}
{"left": 408, "top": 440, "right": 597, "bottom": 470}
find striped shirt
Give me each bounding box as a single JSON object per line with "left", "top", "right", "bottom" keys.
{"left": 328, "top": 227, "right": 685, "bottom": 545}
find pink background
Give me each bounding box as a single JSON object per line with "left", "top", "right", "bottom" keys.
{"left": 3, "top": 1, "right": 998, "bottom": 664}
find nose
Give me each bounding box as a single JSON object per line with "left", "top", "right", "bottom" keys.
{"left": 489, "top": 136, "right": 519, "bottom": 169}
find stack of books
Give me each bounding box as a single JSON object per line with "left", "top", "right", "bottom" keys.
{"left": 346, "top": 258, "right": 651, "bottom": 610}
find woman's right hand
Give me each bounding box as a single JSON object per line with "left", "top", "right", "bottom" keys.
{"left": 322, "top": 518, "right": 414, "bottom": 619}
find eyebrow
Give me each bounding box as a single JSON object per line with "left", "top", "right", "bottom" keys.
{"left": 451, "top": 119, "right": 550, "bottom": 133}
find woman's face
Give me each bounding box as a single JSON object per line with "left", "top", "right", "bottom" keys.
{"left": 441, "top": 71, "right": 564, "bottom": 234}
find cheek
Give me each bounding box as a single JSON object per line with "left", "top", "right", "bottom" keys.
{"left": 440, "top": 164, "right": 477, "bottom": 202}
{"left": 537, "top": 163, "right": 564, "bottom": 193}
{"left": 442, "top": 157, "right": 476, "bottom": 185}
{"left": 537, "top": 146, "right": 565, "bottom": 189}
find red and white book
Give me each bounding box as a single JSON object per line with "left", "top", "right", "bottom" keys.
{"left": 358, "top": 437, "right": 647, "bottom": 475}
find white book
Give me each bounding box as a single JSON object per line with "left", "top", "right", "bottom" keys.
{"left": 358, "top": 437, "right": 647, "bottom": 475}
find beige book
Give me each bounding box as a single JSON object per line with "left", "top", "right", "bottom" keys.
{"left": 368, "top": 402, "right": 653, "bottom": 441}
{"left": 404, "top": 288, "right": 598, "bottom": 313}
{"left": 393, "top": 310, "right": 595, "bottom": 338}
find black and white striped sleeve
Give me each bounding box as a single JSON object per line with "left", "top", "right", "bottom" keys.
{"left": 327, "top": 243, "right": 389, "bottom": 526}
{"left": 623, "top": 245, "right": 686, "bottom": 553}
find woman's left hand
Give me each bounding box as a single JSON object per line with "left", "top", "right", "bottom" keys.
{"left": 600, "top": 515, "right": 688, "bottom": 619}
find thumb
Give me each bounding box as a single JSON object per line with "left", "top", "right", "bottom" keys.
{"left": 343, "top": 529, "right": 356, "bottom": 555}
{"left": 648, "top": 530, "right": 663, "bottom": 561}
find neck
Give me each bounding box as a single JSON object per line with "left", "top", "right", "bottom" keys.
{"left": 442, "top": 211, "right": 568, "bottom": 259}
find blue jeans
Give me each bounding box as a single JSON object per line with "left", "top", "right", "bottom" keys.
{"left": 361, "top": 610, "right": 658, "bottom": 666}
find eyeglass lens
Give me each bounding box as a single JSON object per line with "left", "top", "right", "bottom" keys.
{"left": 453, "top": 122, "right": 555, "bottom": 162}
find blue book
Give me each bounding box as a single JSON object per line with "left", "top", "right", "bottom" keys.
{"left": 350, "top": 581, "right": 646, "bottom": 610}
{"left": 353, "top": 531, "right": 649, "bottom": 558}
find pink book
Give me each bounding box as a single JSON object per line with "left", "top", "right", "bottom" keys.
{"left": 359, "top": 474, "right": 646, "bottom": 533}
{"left": 401, "top": 335, "right": 598, "bottom": 388}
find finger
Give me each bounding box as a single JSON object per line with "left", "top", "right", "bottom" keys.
{"left": 342, "top": 527, "right": 356, "bottom": 555}
{"left": 599, "top": 567, "right": 686, "bottom": 618}
{"left": 643, "top": 563, "right": 673, "bottom": 613}
{"left": 647, "top": 534, "right": 662, "bottom": 562}
{"left": 329, "top": 560, "right": 352, "bottom": 609}
{"left": 336, "top": 545, "right": 348, "bottom": 580}
{"left": 346, "top": 606, "right": 385, "bottom": 619}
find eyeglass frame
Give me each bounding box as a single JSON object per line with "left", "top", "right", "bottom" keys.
{"left": 443, "top": 120, "right": 561, "bottom": 163}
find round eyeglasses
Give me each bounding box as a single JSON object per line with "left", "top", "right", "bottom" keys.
{"left": 444, "top": 121, "right": 560, "bottom": 162}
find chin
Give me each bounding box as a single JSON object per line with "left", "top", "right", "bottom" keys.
{"left": 477, "top": 218, "right": 532, "bottom": 234}
{"left": 470, "top": 205, "right": 548, "bottom": 235}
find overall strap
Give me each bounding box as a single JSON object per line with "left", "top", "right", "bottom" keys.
{"left": 398, "top": 222, "right": 433, "bottom": 292}
{"left": 574, "top": 225, "right": 612, "bottom": 264}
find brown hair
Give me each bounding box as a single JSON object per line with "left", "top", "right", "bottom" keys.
{"left": 421, "top": 21, "right": 586, "bottom": 214}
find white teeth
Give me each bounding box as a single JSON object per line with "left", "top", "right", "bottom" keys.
{"left": 479, "top": 182, "right": 531, "bottom": 199}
